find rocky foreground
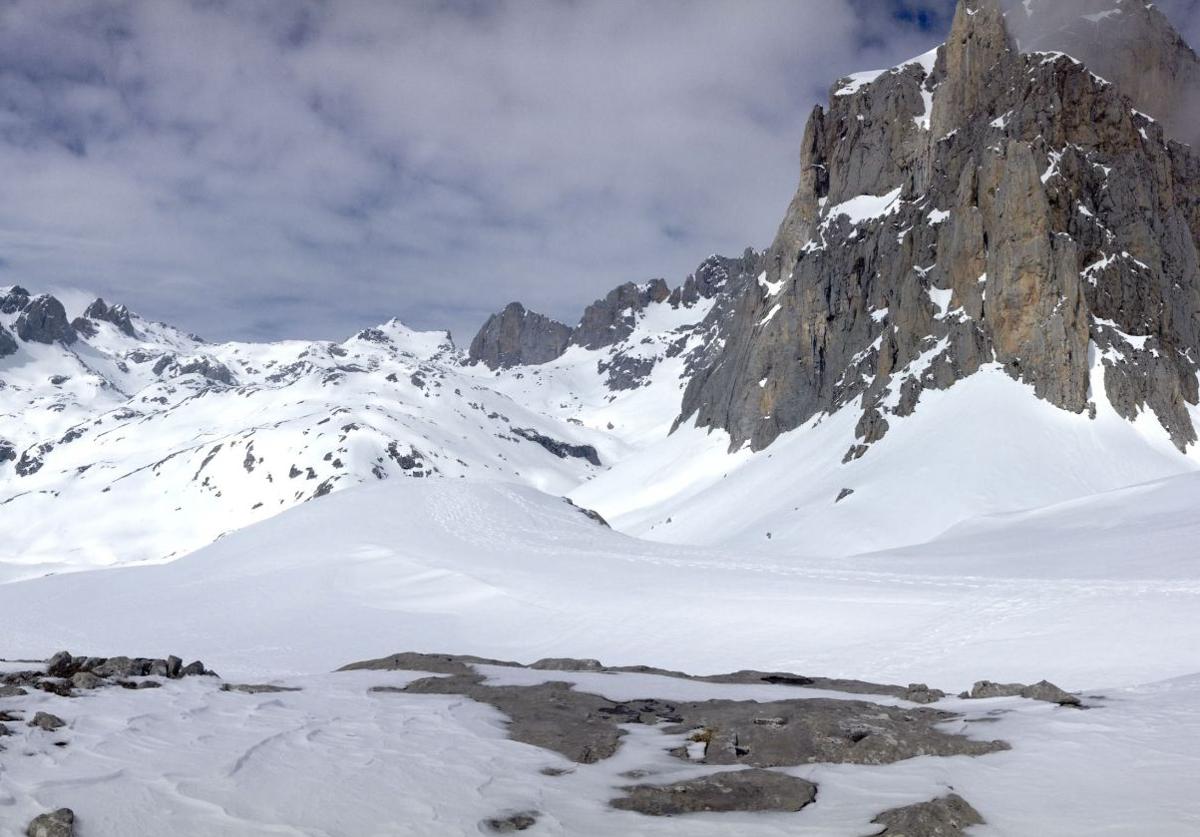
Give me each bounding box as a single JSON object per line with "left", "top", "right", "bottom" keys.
{"left": 0, "top": 650, "right": 1090, "bottom": 836}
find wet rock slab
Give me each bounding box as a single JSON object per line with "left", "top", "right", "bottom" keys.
{"left": 611, "top": 768, "right": 817, "bottom": 815}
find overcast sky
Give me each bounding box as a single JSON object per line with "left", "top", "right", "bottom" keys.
{"left": 0, "top": 0, "right": 1196, "bottom": 344}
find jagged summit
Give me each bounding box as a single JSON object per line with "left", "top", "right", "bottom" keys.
{"left": 468, "top": 249, "right": 760, "bottom": 370}
{"left": 1011, "top": 0, "right": 1200, "bottom": 146}
{"left": 674, "top": 0, "right": 1200, "bottom": 453}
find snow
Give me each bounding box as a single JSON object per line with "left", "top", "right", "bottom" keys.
{"left": 927, "top": 286, "right": 954, "bottom": 318}
{"left": 3, "top": 474, "right": 1200, "bottom": 833}
{"left": 823, "top": 187, "right": 903, "bottom": 225}
{"left": 574, "top": 366, "right": 1198, "bottom": 558}
{"left": 757, "top": 271, "right": 784, "bottom": 297}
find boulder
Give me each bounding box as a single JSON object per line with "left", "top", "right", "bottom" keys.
{"left": 45, "top": 651, "right": 78, "bottom": 679}
{"left": 25, "top": 808, "right": 74, "bottom": 837}
{"left": 482, "top": 811, "right": 539, "bottom": 833}
{"left": 28, "top": 712, "right": 66, "bottom": 731}
{"left": 70, "top": 672, "right": 104, "bottom": 690}
{"left": 611, "top": 769, "right": 817, "bottom": 815}
{"left": 870, "top": 792, "right": 984, "bottom": 836}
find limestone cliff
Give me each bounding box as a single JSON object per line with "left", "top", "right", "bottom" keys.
{"left": 677, "top": 0, "right": 1200, "bottom": 454}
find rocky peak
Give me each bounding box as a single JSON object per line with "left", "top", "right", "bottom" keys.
{"left": 676, "top": 0, "right": 1200, "bottom": 453}
{"left": 1011, "top": 0, "right": 1200, "bottom": 147}
{"left": 571, "top": 279, "right": 671, "bottom": 350}
{"left": 15, "top": 294, "right": 77, "bottom": 346}
{"left": 0, "top": 285, "right": 30, "bottom": 315}
{"left": 468, "top": 302, "right": 573, "bottom": 369}
{"left": 930, "top": 0, "right": 1017, "bottom": 138}
{"left": 76, "top": 297, "right": 137, "bottom": 338}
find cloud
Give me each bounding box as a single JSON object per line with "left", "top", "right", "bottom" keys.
{"left": 0, "top": 1, "right": 999, "bottom": 343}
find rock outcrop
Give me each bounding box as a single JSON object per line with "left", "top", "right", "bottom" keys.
{"left": 1011, "top": 0, "right": 1200, "bottom": 148}
{"left": 0, "top": 323, "right": 16, "bottom": 358}
{"left": 675, "top": 0, "right": 1200, "bottom": 453}
{"left": 611, "top": 769, "right": 817, "bottom": 815}
{"left": 15, "top": 295, "right": 77, "bottom": 345}
{"left": 468, "top": 302, "right": 572, "bottom": 369}
{"left": 870, "top": 793, "right": 985, "bottom": 836}
{"left": 73, "top": 297, "right": 137, "bottom": 337}
{"left": 468, "top": 251, "right": 760, "bottom": 375}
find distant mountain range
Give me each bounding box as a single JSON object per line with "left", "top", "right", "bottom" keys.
{"left": 4, "top": 0, "right": 1200, "bottom": 575}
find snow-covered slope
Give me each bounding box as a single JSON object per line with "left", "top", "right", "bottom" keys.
{"left": 4, "top": 476, "right": 1199, "bottom": 690}
{"left": 572, "top": 362, "right": 1200, "bottom": 555}
{"left": 0, "top": 290, "right": 608, "bottom": 578}
{"left": 5, "top": 276, "right": 1200, "bottom": 577}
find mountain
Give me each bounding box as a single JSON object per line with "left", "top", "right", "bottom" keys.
{"left": 1009, "top": 0, "right": 1200, "bottom": 147}
{"left": 5, "top": 0, "right": 1200, "bottom": 573}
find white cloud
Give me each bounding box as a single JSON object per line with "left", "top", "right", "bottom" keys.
{"left": 0, "top": 0, "right": 948, "bottom": 343}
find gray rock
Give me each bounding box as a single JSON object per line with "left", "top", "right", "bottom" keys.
{"left": 482, "top": 811, "right": 539, "bottom": 832}
{"left": 964, "top": 679, "right": 1080, "bottom": 706}
{"left": 870, "top": 792, "right": 984, "bottom": 836}
{"left": 511, "top": 428, "right": 600, "bottom": 466}
{"left": 388, "top": 669, "right": 1006, "bottom": 767}
{"left": 180, "top": 660, "right": 212, "bottom": 677}
{"left": 903, "top": 684, "right": 947, "bottom": 705}
{"left": 611, "top": 768, "right": 817, "bottom": 815}
{"left": 220, "top": 683, "right": 302, "bottom": 694}
{"left": 45, "top": 651, "right": 78, "bottom": 679}
{"left": 674, "top": 0, "right": 1200, "bottom": 454}
{"left": 338, "top": 651, "right": 519, "bottom": 675}
{"left": 468, "top": 302, "right": 572, "bottom": 369}
{"left": 0, "top": 685, "right": 27, "bottom": 697}
{"left": 530, "top": 658, "right": 604, "bottom": 672}
{"left": 561, "top": 499, "right": 610, "bottom": 528}
{"left": 15, "top": 295, "right": 77, "bottom": 345}
{"left": 166, "top": 655, "right": 182, "bottom": 678}
{"left": 25, "top": 808, "right": 74, "bottom": 837}
{"left": 1020, "top": 680, "right": 1081, "bottom": 707}
{"left": 571, "top": 280, "right": 670, "bottom": 351}
{"left": 28, "top": 711, "right": 66, "bottom": 731}
{"left": 0, "top": 323, "right": 17, "bottom": 358}
{"left": 0, "top": 285, "right": 30, "bottom": 314}
{"left": 80, "top": 298, "right": 137, "bottom": 337}
{"left": 1012, "top": 0, "right": 1200, "bottom": 147}
{"left": 70, "top": 672, "right": 104, "bottom": 690}
{"left": 91, "top": 657, "right": 146, "bottom": 678}
{"left": 397, "top": 675, "right": 625, "bottom": 764}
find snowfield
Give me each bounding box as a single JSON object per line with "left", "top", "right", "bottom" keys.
{"left": 2, "top": 479, "right": 1200, "bottom": 834}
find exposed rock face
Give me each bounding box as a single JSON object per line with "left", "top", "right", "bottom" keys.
{"left": 76, "top": 297, "right": 137, "bottom": 337}
{"left": 469, "top": 252, "right": 760, "bottom": 389}
{"left": 468, "top": 302, "right": 572, "bottom": 369}
{"left": 0, "top": 323, "right": 17, "bottom": 358}
{"left": 870, "top": 793, "right": 984, "bottom": 836}
{"left": 511, "top": 427, "right": 601, "bottom": 465}
{"left": 677, "top": 0, "right": 1200, "bottom": 453}
{"left": 612, "top": 769, "right": 817, "bottom": 815}
{"left": 571, "top": 279, "right": 670, "bottom": 350}
{"left": 15, "top": 295, "right": 77, "bottom": 345}
{"left": 0, "top": 285, "right": 30, "bottom": 314}
{"left": 1011, "top": 0, "right": 1200, "bottom": 148}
